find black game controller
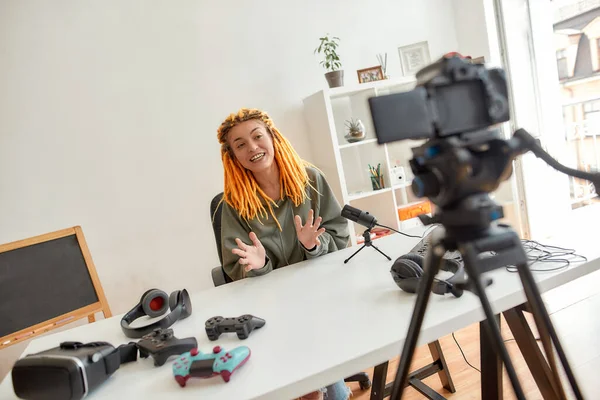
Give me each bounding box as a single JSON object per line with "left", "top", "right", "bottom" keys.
{"left": 136, "top": 328, "right": 198, "bottom": 366}
{"left": 205, "top": 315, "right": 266, "bottom": 341}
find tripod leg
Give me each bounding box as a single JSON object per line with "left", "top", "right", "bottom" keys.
{"left": 517, "top": 262, "right": 583, "bottom": 400}
{"left": 371, "top": 243, "right": 392, "bottom": 261}
{"left": 465, "top": 261, "right": 527, "bottom": 400}
{"left": 390, "top": 233, "right": 445, "bottom": 400}
{"left": 344, "top": 244, "right": 366, "bottom": 264}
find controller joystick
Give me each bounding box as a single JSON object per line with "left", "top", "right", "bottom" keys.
{"left": 172, "top": 345, "right": 251, "bottom": 387}
{"left": 136, "top": 328, "right": 197, "bottom": 367}
{"left": 205, "top": 314, "right": 265, "bottom": 340}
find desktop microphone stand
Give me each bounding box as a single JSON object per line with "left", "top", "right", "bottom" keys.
{"left": 344, "top": 228, "right": 392, "bottom": 264}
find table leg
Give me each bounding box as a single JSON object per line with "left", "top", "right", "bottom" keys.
{"left": 370, "top": 362, "right": 389, "bottom": 400}
{"left": 503, "top": 306, "right": 560, "bottom": 400}
{"left": 480, "top": 315, "right": 503, "bottom": 400}
{"left": 427, "top": 340, "right": 456, "bottom": 393}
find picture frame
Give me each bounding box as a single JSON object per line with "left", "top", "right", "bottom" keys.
{"left": 357, "top": 66, "right": 384, "bottom": 83}
{"left": 398, "top": 41, "right": 431, "bottom": 76}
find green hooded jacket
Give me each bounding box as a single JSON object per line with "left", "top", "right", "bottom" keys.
{"left": 220, "top": 167, "right": 350, "bottom": 281}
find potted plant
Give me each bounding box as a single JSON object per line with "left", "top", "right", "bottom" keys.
{"left": 344, "top": 118, "right": 366, "bottom": 143}
{"left": 314, "top": 34, "right": 343, "bottom": 88}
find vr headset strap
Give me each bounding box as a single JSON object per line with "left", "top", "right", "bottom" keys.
{"left": 105, "top": 342, "right": 138, "bottom": 375}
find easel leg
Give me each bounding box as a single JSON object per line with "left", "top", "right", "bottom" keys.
{"left": 480, "top": 315, "right": 503, "bottom": 400}
{"left": 87, "top": 314, "right": 96, "bottom": 323}
{"left": 503, "top": 306, "right": 560, "bottom": 400}
{"left": 427, "top": 340, "right": 455, "bottom": 393}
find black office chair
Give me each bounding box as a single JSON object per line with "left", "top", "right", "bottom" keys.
{"left": 210, "top": 193, "right": 232, "bottom": 286}
{"left": 209, "top": 193, "right": 372, "bottom": 390}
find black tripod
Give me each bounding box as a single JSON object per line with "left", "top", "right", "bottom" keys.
{"left": 390, "top": 193, "right": 581, "bottom": 400}
{"left": 344, "top": 228, "right": 391, "bottom": 264}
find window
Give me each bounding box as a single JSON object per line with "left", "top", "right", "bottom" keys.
{"left": 583, "top": 100, "right": 600, "bottom": 118}
{"left": 557, "top": 49, "right": 569, "bottom": 79}
{"left": 582, "top": 100, "right": 600, "bottom": 136}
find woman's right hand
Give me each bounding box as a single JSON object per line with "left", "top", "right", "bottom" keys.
{"left": 231, "top": 232, "right": 266, "bottom": 272}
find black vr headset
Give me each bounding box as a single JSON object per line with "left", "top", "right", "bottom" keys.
{"left": 12, "top": 341, "right": 138, "bottom": 400}
{"left": 120, "top": 288, "right": 192, "bottom": 338}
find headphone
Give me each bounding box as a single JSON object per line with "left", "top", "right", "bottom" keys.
{"left": 120, "top": 288, "right": 192, "bottom": 338}
{"left": 391, "top": 253, "right": 465, "bottom": 298}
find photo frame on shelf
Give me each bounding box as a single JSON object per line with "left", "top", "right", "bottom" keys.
{"left": 357, "top": 66, "right": 384, "bottom": 83}
{"left": 398, "top": 41, "right": 431, "bottom": 76}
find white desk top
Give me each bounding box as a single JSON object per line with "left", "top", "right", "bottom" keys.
{"left": 1, "top": 229, "right": 599, "bottom": 400}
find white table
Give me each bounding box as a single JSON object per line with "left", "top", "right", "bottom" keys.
{"left": 1, "top": 230, "right": 599, "bottom": 400}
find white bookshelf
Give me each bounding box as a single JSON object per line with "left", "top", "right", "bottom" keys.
{"left": 302, "top": 76, "right": 429, "bottom": 246}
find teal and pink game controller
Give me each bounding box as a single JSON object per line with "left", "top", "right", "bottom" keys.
{"left": 172, "top": 345, "right": 251, "bottom": 387}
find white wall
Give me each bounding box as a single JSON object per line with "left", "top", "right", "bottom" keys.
{"left": 0, "top": 0, "right": 460, "bottom": 323}
{"left": 452, "top": 0, "right": 501, "bottom": 65}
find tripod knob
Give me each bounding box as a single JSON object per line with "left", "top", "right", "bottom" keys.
{"left": 412, "top": 173, "right": 440, "bottom": 198}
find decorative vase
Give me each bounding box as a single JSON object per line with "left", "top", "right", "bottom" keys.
{"left": 344, "top": 119, "right": 366, "bottom": 143}
{"left": 325, "top": 70, "right": 344, "bottom": 88}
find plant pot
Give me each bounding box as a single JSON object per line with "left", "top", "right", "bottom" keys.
{"left": 325, "top": 70, "right": 344, "bottom": 88}
{"left": 344, "top": 119, "right": 366, "bottom": 143}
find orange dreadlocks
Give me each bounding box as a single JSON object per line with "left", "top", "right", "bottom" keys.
{"left": 217, "top": 108, "right": 313, "bottom": 230}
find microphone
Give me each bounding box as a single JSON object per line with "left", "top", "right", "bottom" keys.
{"left": 341, "top": 205, "right": 377, "bottom": 229}
{"left": 341, "top": 205, "right": 422, "bottom": 239}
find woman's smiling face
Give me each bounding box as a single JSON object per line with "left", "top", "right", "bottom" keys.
{"left": 227, "top": 119, "right": 275, "bottom": 173}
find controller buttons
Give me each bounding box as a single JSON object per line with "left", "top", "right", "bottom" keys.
{"left": 213, "top": 346, "right": 222, "bottom": 354}
{"left": 190, "top": 348, "right": 199, "bottom": 356}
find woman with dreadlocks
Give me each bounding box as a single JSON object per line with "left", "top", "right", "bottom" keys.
{"left": 216, "top": 108, "right": 352, "bottom": 400}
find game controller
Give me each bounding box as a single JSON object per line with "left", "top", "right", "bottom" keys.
{"left": 136, "top": 328, "right": 198, "bottom": 366}
{"left": 205, "top": 314, "right": 266, "bottom": 341}
{"left": 172, "top": 345, "right": 251, "bottom": 387}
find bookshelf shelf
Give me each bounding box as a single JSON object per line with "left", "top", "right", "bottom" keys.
{"left": 303, "top": 77, "right": 424, "bottom": 246}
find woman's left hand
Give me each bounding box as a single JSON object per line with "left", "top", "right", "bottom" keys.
{"left": 294, "top": 209, "right": 326, "bottom": 250}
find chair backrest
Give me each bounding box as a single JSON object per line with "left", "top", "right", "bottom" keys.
{"left": 210, "top": 192, "right": 232, "bottom": 284}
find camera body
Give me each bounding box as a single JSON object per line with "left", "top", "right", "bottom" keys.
{"left": 368, "top": 55, "right": 513, "bottom": 209}
{"left": 369, "top": 55, "right": 510, "bottom": 143}
{"left": 12, "top": 341, "right": 118, "bottom": 400}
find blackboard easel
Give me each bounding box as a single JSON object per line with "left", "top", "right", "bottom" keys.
{"left": 0, "top": 226, "right": 112, "bottom": 349}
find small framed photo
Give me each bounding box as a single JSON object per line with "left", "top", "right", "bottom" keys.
{"left": 398, "top": 41, "right": 431, "bottom": 76}
{"left": 357, "top": 66, "right": 384, "bottom": 83}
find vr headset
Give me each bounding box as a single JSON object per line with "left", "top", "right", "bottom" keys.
{"left": 12, "top": 341, "right": 137, "bottom": 400}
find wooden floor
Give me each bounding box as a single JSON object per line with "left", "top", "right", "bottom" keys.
{"left": 346, "top": 270, "right": 600, "bottom": 400}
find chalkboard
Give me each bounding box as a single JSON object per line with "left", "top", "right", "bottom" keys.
{"left": 0, "top": 226, "right": 112, "bottom": 348}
